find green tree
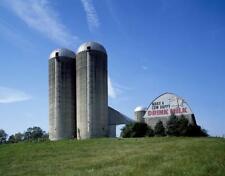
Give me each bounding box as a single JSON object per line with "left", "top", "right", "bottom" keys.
{"left": 24, "top": 127, "right": 45, "bottom": 141}
{"left": 7, "top": 132, "right": 23, "bottom": 143}
{"left": 42, "top": 132, "right": 49, "bottom": 139}
{"left": 154, "top": 120, "right": 165, "bottom": 136}
{"left": 14, "top": 132, "right": 24, "bottom": 142}
{"left": 146, "top": 126, "right": 154, "bottom": 137}
{"left": 166, "top": 114, "right": 180, "bottom": 136}
{"left": 187, "top": 124, "right": 208, "bottom": 137}
{"left": 132, "top": 122, "right": 149, "bottom": 137}
{"left": 121, "top": 124, "right": 133, "bottom": 138}
{"left": 0, "top": 129, "right": 7, "bottom": 144}
{"left": 8, "top": 135, "right": 16, "bottom": 143}
{"left": 177, "top": 115, "right": 189, "bottom": 136}
{"left": 166, "top": 114, "right": 208, "bottom": 137}
{"left": 121, "top": 122, "right": 153, "bottom": 138}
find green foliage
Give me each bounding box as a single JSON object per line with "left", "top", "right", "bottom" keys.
{"left": 154, "top": 121, "right": 165, "bottom": 136}
{"left": 7, "top": 133, "right": 24, "bottom": 144}
{"left": 7, "top": 135, "right": 16, "bottom": 143}
{"left": 177, "top": 115, "right": 189, "bottom": 136}
{"left": 166, "top": 115, "right": 208, "bottom": 137}
{"left": 121, "top": 115, "right": 208, "bottom": 138}
{"left": 2, "top": 127, "right": 47, "bottom": 144}
{"left": 166, "top": 114, "right": 180, "bottom": 136}
{"left": 121, "top": 122, "right": 152, "bottom": 138}
{"left": 24, "top": 127, "right": 46, "bottom": 141}
{"left": 120, "top": 124, "right": 133, "bottom": 138}
{"left": 131, "top": 122, "right": 149, "bottom": 137}
{"left": 0, "top": 129, "right": 7, "bottom": 144}
{"left": 14, "top": 133, "right": 24, "bottom": 142}
{"left": 187, "top": 124, "right": 208, "bottom": 137}
{"left": 146, "top": 126, "right": 154, "bottom": 137}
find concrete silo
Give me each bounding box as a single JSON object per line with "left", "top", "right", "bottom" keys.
{"left": 134, "top": 106, "right": 147, "bottom": 123}
{"left": 76, "top": 42, "right": 108, "bottom": 139}
{"left": 49, "top": 48, "right": 76, "bottom": 140}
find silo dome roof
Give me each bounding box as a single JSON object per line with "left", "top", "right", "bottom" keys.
{"left": 49, "top": 48, "right": 75, "bottom": 59}
{"left": 134, "top": 106, "right": 147, "bottom": 112}
{"left": 76, "top": 41, "right": 107, "bottom": 54}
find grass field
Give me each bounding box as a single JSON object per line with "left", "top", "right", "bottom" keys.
{"left": 0, "top": 137, "right": 225, "bottom": 176}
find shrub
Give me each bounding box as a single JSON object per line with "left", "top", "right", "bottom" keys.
{"left": 0, "top": 129, "right": 7, "bottom": 144}
{"left": 146, "top": 126, "right": 154, "bottom": 137}
{"left": 8, "top": 135, "right": 16, "bottom": 143}
{"left": 132, "top": 122, "right": 150, "bottom": 137}
{"left": 154, "top": 120, "right": 165, "bottom": 136}
{"left": 166, "top": 114, "right": 208, "bottom": 137}
{"left": 121, "top": 124, "right": 133, "bottom": 138}
{"left": 187, "top": 124, "right": 208, "bottom": 137}
{"left": 14, "top": 132, "right": 24, "bottom": 142}
{"left": 24, "top": 127, "right": 46, "bottom": 141}
{"left": 121, "top": 122, "right": 153, "bottom": 138}
{"left": 166, "top": 114, "right": 180, "bottom": 136}
{"left": 177, "top": 115, "right": 189, "bottom": 136}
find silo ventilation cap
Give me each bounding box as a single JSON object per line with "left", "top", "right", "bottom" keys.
{"left": 76, "top": 41, "right": 107, "bottom": 54}
{"left": 134, "top": 106, "right": 147, "bottom": 112}
{"left": 49, "top": 48, "right": 75, "bottom": 59}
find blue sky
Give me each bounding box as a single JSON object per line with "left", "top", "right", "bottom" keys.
{"left": 0, "top": 0, "right": 225, "bottom": 137}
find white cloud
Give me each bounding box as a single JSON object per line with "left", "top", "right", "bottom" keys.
{"left": 0, "top": 87, "right": 31, "bottom": 103}
{"left": 2, "top": 0, "right": 78, "bottom": 47}
{"left": 108, "top": 77, "right": 131, "bottom": 99}
{"left": 108, "top": 77, "right": 117, "bottom": 98}
{"left": 80, "top": 0, "right": 99, "bottom": 31}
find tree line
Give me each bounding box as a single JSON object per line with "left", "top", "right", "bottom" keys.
{"left": 0, "top": 127, "right": 48, "bottom": 144}
{"left": 121, "top": 114, "right": 208, "bottom": 138}
{"left": 0, "top": 115, "right": 208, "bottom": 143}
